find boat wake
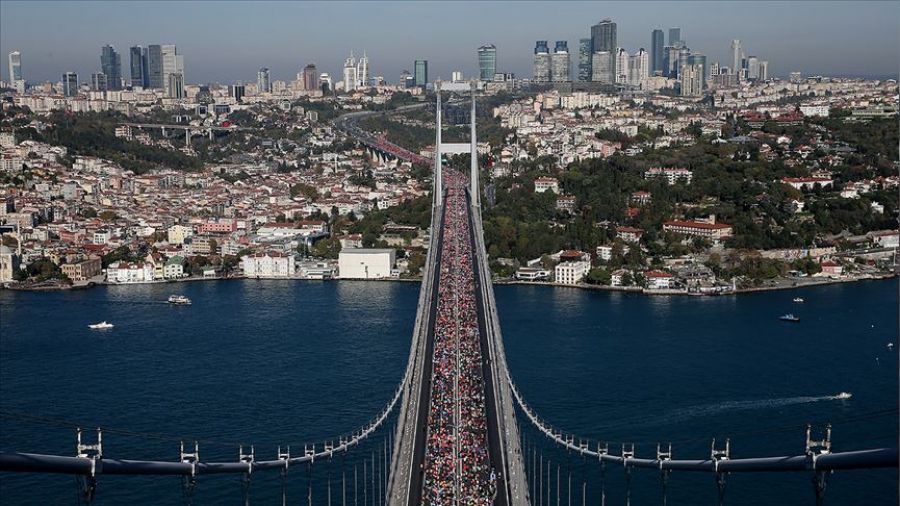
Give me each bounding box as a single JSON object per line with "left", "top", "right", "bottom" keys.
{"left": 596, "top": 394, "right": 851, "bottom": 433}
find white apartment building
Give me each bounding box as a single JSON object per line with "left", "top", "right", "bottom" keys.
{"left": 338, "top": 248, "right": 395, "bottom": 279}
{"left": 555, "top": 260, "right": 590, "bottom": 285}
{"left": 167, "top": 224, "right": 193, "bottom": 245}
{"left": 242, "top": 251, "right": 296, "bottom": 278}
{"left": 534, "top": 177, "right": 560, "bottom": 193}
{"left": 644, "top": 167, "right": 693, "bottom": 185}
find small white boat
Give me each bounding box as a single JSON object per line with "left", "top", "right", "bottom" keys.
{"left": 88, "top": 321, "right": 114, "bottom": 330}
{"left": 834, "top": 392, "right": 852, "bottom": 400}
{"left": 779, "top": 314, "right": 800, "bottom": 322}
{"left": 167, "top": 295, "right": 192, "bottom": 305}
{"left": 793, "top": 297, "right": 805, "bottom": 303}
{"left": 888, "top": 343, "right": 894, "bottom": 350}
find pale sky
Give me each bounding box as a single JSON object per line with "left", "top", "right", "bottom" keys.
{"left": 1, "top": 1, "right": 898, "bottom": 85}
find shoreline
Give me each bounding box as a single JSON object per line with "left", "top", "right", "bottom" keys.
{"left": 4, "top": 271, "right": 895, "bottom": 295}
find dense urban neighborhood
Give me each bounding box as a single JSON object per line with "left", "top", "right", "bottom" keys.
{"left": 0, "top": 71, "right": 897, "bottom": 295}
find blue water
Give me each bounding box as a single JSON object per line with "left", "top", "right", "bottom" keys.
{"left": 1, "top": 279, "right": 897, "bottom": 505}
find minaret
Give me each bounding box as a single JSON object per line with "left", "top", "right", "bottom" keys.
{"left": 469, "top": 81, "right": 478, "bottom": 207}
{"left": 434, "top": 80, "right": 442, "bottom": 208}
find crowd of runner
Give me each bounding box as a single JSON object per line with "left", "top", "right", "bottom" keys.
{"left": 422, "top": 174, "right": 495, "bottom": 505}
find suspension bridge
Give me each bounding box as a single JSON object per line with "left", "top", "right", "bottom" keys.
{"left": 1, "top": 82, "right": 897, "bottom": 506}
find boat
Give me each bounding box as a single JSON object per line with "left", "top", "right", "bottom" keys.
{"left": 779, "top": 314, "right": 800, "bottom": 322}
{"left": 888, "top": 343, "right": 894, "bottom": 350}
{"left": 834, "top": 392, "right": 852, "bottom": 400}
{"left": 167, "top": 295, "right": 192, "bottom": 305}
{"left": 88, "top": 321, "right": 114, "bottom": 330}
{"left": 793, "top": 297, "right": 805, "bottom": 303}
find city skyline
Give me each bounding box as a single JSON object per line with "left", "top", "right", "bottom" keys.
{"left": 1, "top": 1, "right": 898, "bottom": 86}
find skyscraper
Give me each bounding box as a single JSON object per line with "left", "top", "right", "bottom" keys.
{"left": 532, "top": 41, "right": 550, "bottom": 82}
{"left": 357, "top": 52, "right": 369, "bottom": 88}
{"left": 577, "top": 39, "right": 592, "bottom": 81}
{"left": 731, "top": 40, "right": 743, "bottom": 76}
{"left": 7, "top": 51, "right": 22, "bottom": 83}
{"left": 129, "top": 46, "right": 148, "bottom": 88}
{"left": 591, "top": 51, "right": 613, "bottom": 83}
{"left": 414, "top": 60, "right": 428, "bottom": 87}
{"left": 651, "top": 30, "right": 664, "bottom": 75}
{"left": 591, "top": 19, "right": 617, "bottom": 78}
{"left": 62, "top": 72, "right": 78, "bottom": 97}
{"left": 148, "top": 44, "right": 181, "bottom": 94}
{"left": 257, "top": 67, "right": 271, "bottom": 93}
{"left": 550, "top": 41, "right": 570, "bottom": 82}
{"left": 688, "top": 53, "right": 707, "bottom": 90}
{"left": 629, "top": 49, "right": 649, "bottom": 87}
{"left": 680, "top": 63, "right": 702, "bottom": 96}
{"left": 746, "top": 56, "right": 760, "bottom": 80}
{"left": 343, "top": 53, "right": 358, "bottom": 92}
{"left": 477, "top": 44, "right": 497, "bottom": 82}
{"left": 302, "top": 63, "right": 318, "bottom": 91}
{"left": 669, "top": 27, "right": 682, "bottom": 47}
{"left": 229, "top": 84, "right": 245, "bottom": 103}
{"left": 147, "top": 45, "right": 163, "bottom": 89}
{"left": 100, "top": 45, "right": 122, "bottom": 90}
{"left": 168, "top": 73, "right": 184, "bottom": 99}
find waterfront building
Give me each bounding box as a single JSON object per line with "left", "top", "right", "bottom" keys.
{"left": 555, "top": 260, "right": 590, "bottom": 285}
{"left": 414, "top": 60, "right": 428, "bottom": 87}
{"left": 644, "top": 270, "right": 675, "bottom": 290}
{"left": 478, "top": 44, "right": 497, "bottom": 82}
{"left": 0, "top": 245, "right": 21, "bottom": 282}
{"left": 163, "top": 256, "right": 186, "bottom": 279}
{"left": 100, "top": 45, "right": 122, "bottom": 90}
{"left": 242, "top": 251, "right": 295, "bottom": 278}
{"left": 61, "top": 257, "right": 102, "bottom": 282}
{"left": 532, "top": 41, "right": 550, "bottom": 82}
{"left": 106, "top": 261, "right": 155, "bottom": 284}
{"left": 338, "top": 248, "right": 395, "bottom": 279}
{"left": 577, "top": 38, "right": 592, "bottom": 81}
{"left": 62, "top": 72, "right": 78, "bottom": 97}
{"left": 651, "top": 30, "right": 664, "bottom": 74}
{"left": 550, "top": 41, "right": 570, "bottom": 82}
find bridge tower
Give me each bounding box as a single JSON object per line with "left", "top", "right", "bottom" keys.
{"left": 433, "top": 81, "right": 443, "bottom": 209}
{"left": 470, "top": 80, "right": 479, "bottom": 207}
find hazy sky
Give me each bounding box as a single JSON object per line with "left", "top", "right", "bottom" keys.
{"left": 1, "top": 1, "right": 898, "bottom": 85}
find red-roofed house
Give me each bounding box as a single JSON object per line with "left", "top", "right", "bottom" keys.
{"left": 643, "top": 270, "right": 674, "bottom": 290}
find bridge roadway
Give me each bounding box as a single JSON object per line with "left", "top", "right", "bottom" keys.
{"left": 386, "top": 176, "right": 528, "bottom": 506}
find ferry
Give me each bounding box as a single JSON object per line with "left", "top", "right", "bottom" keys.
{"left": 779, "top": 314, "right": 800, "bottom": 322}
{"left": 167, "top": 295, "right": 192, "bottom": 305}
{"left": 88, "top": 321, "right": 114, "bottom": 330}
{"left": 793, "top": 297, "right": 805, "bottom": 303}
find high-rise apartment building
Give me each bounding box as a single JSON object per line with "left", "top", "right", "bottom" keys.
{"left": 688, "top": 53, "right": 707, "bottom": 90}
{"left": 669, "top": 27, "right": 682, "bottom": 47}
{"left": 591, "top": 51, "right": 613, "bottom": 83}
{"left": 168, "top": 73, "right": 184, "bottom": 99}
{"left": 229, "top": 84, "right": 245, "bottom": 102}
{"left": 651, "top": 30, "right": 664, "bottom": 75}
{"left": 302, "top": 64, "right": 318, "bottom": 91}
{"left": 129, "top": 46, "right": 148, "bottom": 88}
{"left": 615, "top": 48, "right": 630, "bottom": 85}
{"left": 62, "top": 72, "right": 79, "bottom": 97}
{"left": 100, "top": 45, "right": 122, "bottom": 90}
{"left": 680, "top": 64, "right": 703, "bottom": 96}
{"left": 629, "top": 48, "right": 649, "bottom": 87}
{"left": 577, "top": 39, "right": 592, "bottom": 81}
{"left": 477, "top": 44, "right": 497, "bottom": 82}
{"left": 90, "top": 72, "right": 108, "bottom": 92}
{"left": 7, "top": 51, "right": 23, "bottom": 83}
{"left": 746, "top": 55, "right": 760, "bottom": 80}
{"left": 343, "top": 53, "right": 358, "bottom": 92}
{"left": 532, "top": 41, "right": 550, "bottom": 82}
{"left": 257, "top": 67, "right": 271, "bottom": 93}
{"left": 414, "top": 60, "right": 428, "bottom": 87}
{"left": 550, "top": 41, "right": 570, "bottom": 82}
{"left": 357, "top": 52, "right": 369, "bottom": 88}
{"left": 731, "top": 40, "right": 743, "bottom": 76}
